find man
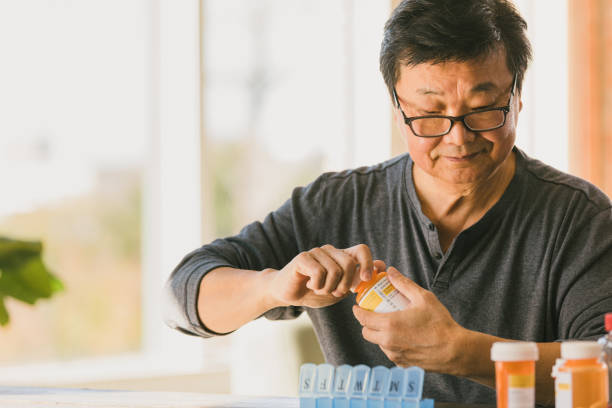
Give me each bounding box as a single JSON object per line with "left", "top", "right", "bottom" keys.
{"left": 165, "top": 0, "right": 612, "bottom": 404}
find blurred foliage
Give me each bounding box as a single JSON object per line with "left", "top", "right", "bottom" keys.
{"left": 0, "top": 168, "right": 142, "bottom": 363}
{"left": 0, "top": 238, "right": 63, "bottom": 326}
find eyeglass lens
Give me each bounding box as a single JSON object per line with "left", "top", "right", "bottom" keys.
{"left": 411, "top": 109, "right": 505, "bottom": 137}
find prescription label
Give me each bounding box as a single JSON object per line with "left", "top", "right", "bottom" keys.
{"left": 360, "top": 291, "right": 383, "bottom": 311}
{"left": 382, "top": 284, "right": 395, "bottom": 296}
{"left": 554, "top": 372, "right": 572, "bottom": 408}
{"left": 507, "top": 374, "right": 535, "bottom": 408}
{"left": 357, "top": 276, "right": 410, "bottom": 313}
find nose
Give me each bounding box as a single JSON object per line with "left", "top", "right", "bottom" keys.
{"left": 442, "top": 120, "right": 475, "bottom": 145}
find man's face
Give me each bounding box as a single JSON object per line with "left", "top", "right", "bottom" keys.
{"left": 393, "top": 50, "right": 521, "bottom": 186}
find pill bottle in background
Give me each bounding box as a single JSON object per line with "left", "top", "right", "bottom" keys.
{"left": 597, "top": 313, "right": 612, "bottom": 408}
{"left": 553, "top": 341, "right": 608, "bottom": 408}
{"left": 490, "top": 342, "right": 539, "bottom": 408}
{"left": 354, "top": 269, "right": 410, "bottom": 313}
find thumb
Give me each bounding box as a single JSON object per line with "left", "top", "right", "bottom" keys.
{"left": 386, "top": 266, "right": 425, "bottom": 300}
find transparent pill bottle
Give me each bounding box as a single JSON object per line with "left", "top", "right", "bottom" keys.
{"left": 354, "top": 269, "right": 410, "bottom": 313}
{"left": 553, "top": 341, "right": 608, "bottom": 408}
{"left": 491, "top": 342, "right": 539, "bottom": 408}
{"left": 597, "top": 312, "right": 612, "bottom": 408}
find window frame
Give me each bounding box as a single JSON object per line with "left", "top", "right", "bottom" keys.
{"left": 0, "top": 0, "right": 397, "bottom": 386}
{"left": 0, "top": 0, "right": 206, "bottom": 385}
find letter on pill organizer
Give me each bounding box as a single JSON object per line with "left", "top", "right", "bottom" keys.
{"left": 315, "top": 364, "right": 335, "bottom": 408}
{"left": 383, "top": 366, "right": 406, "bottom": 408}
{"left": 299, "top": 364, "right": 317, "bottom": 408}
{"left": 348, "top": 365, "right": 370, "bottom": 408}
{"left": 367, "top": 366, "right": 390, "bottom": 408}
{"left": 403, "top": 367, "right": 424, "bottom": 401}
{"left": 332, "top": 364, "right": 352, "bottom": 408}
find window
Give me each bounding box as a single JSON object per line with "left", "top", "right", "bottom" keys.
{"left": 202, "top": 0, "right": 391, "bottom": 241}
{"left": 0, "top": 0, "right": 147, "bottom": 365}
{"left": 201, "top": 0, "right": 391, "bottom": 396}
{"left": 0, "top": 0, "right": 204, "bottom": 385}
{"left": 512, "top": 0, "right": 569, "bottom": 173}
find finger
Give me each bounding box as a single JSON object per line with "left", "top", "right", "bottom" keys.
{"left": 380, "top": 345, "right": 406, "bottom": 356}
{"left": 343, "top": 244, "right": 374, "bottom": 283}
{"left": 380, "top": 346, "right": 410, "bottom": 366}
{"left": 352, "top": 305, "right": 399, "bottom": 331}
{"left": 373, "top": 259, "right": 386, "bottom": 272}
{"left": 308, "top": 247, "right": 344, "bottom": 295}
{"left": 347, "top": 259, "right": 386, "bottom": 293}
{"left": 362, "top": 327, "right": 381, "bottom": 345}
{"left": 321, "top": 245, "right": 358, "bottom": 297}
{"left": 349, "top": 264, "right": 361, "bottom": 293}
{"left": 361, "top": 327, "right": 402, "bottom": 350}
{"left": 295, "top": 252, "right": 327, "bottom": 290}
{"left": 383, "top": 346, "right": 431, "bottom": 368}
{"left": 386, "top": 266, "right": 427, "bottom": 301}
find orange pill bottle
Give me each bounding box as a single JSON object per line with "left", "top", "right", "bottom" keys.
{"left": 553, "top": 341, "right": 608, "bottom": 408}
{"left": 491, "top": 342, "right": 539, "bottom": 408}
{"left": 354, "top": 269, "right": 410, "bottom": 313}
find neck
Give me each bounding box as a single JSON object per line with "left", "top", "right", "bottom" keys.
{"left": 413, "top": 152, "right": 516, "bottom": 229}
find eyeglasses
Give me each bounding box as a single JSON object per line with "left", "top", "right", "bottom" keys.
{"left": 393, "top": 74, "right": 517, "bottom": 138}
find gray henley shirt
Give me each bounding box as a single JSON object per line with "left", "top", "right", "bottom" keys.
{"left": 164, "top": 147, "right": 612, "bottom": 403}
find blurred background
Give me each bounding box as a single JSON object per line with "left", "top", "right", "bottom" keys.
{"left": 0, "top": 0, "right": 609, "bottom": 397}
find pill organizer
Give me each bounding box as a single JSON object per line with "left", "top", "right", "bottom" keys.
{"left": 299, "top": 363, "right": 434, "bottom": 408}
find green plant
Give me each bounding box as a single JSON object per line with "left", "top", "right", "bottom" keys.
{"left": 0, "top": 237, "right": 64, "bottom": 326}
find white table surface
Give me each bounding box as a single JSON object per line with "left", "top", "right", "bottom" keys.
{"left": 0, "top": 386, "right": 299, "bottom": 408}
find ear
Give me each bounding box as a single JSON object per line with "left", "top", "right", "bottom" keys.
{"left": 393, "top": 106, "right": 403, "bottom": 128}
{"left": 393, "top": 105, "right": 409, "bottom": 135}
{"left": 393, "top": 107, "right": 412, "bottom": 150}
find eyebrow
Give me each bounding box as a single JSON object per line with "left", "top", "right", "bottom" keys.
{"left": 416, "top": 88, "right": 442, "bottom": 95}
{"left": 470, "top": 81, "right": 498, "bottom": 93}
{"left": 415, "top": 81, "right": 500, "bottom": 96}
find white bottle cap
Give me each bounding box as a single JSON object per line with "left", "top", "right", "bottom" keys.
{"left": 491, "top": 342, "right": 539, "bottom": 362}
{"left": 560, "top": 341, "right": 602, "bottom": 359}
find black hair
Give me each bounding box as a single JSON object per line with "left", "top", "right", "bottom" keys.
{"left": 380, "top": 0, "right": 532, "bottom": 96}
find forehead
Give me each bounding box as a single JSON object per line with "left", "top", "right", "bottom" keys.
{"left": 395, "top": 50, "right": 512, "bottom": 95}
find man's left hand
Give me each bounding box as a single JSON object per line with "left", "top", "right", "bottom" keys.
{"left": 352, "top": 266, "right": 466, "bottom": 375}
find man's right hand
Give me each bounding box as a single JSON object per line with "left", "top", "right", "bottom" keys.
{"left": 266, "top": 244, "right": 375, "bottom": 308}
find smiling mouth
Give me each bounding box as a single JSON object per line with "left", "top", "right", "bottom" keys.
{"left": 444, "top": 150, "right": 484, "bottom": 162}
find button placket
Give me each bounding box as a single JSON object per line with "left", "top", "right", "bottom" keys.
{"left": 433, "top": 238, "right": 458, "bottom": 290}
{"left": 424, "top": 222, "right": 443, "bottom": 263}
{"left": 433, "top": 260, "right": 454, "bottom": 290}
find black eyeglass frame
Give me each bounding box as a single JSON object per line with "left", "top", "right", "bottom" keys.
{"left": 392, "top": 74, "right": 518, "bottom": 138}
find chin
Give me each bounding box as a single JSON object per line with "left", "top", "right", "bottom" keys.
{"left": 438, "top": 168, "right": 489, "bottom": 185}
{"left": 438, "top": 155, "right": 501, "bottom": 184}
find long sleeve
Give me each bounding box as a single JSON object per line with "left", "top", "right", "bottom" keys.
{"left": 163, "top": 175, "right": 327, "bottom": 337}
{"left": 552, "top": 205, "right": 612, "bottom": 340}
